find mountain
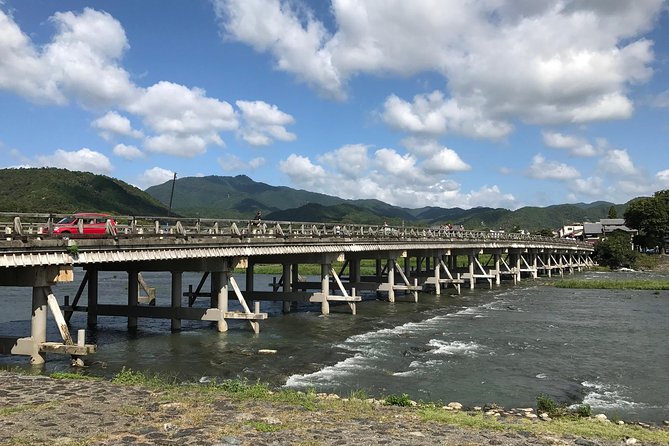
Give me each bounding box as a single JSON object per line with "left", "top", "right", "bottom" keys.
{"left": 0, "top": 167, "right": 170, "bottom": 215}
{"left": 144, "top": 174, "right": 628, "bottom": 231}
{"left": 145, "top": 175, "right": 345, "bottom": 219}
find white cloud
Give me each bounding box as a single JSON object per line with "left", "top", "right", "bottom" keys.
{"left": 422, "top": 147, "right": 470, "bottom": 174}
{"left": 651, "top": 89, "right": 669, "bottom": 108}
{"left": 236, "top": 100, "right": 296, "bottom": 146}
{"left": 112, "top": 143, "right": 143, "bottom": 160}
{"left": 36, "top": 147, "right": 113, "bottom": 174}
{"left": 542, "top": 131, "right": 598, "bottom": 157}
{"left": 526, "top": 154, "right": 580, "bottom": 180}
{"left": 92, "top": 111, "right": 143, "bottom": 141}
{"left": 217, "top": 154, "right": 266, "bottom": 172}
{"left": 598, "top": 149, "right": 638, "bottom": 176}
{"left": 0, "top": 8, "right": 139, "bottom": 108}
{"left": 657, "top": 169, "right": 669, "bottom": 187}
{"left": 137, "top": 166, "right": 174, "bottom": 189}
{"left": 214, "top": 0, "right": 662, "bottom": 126}
{"left": 318, "top": 144, "right": 369, "bottom": 176}
{"left": 213, "top": 0, "right": 343, "bottom": 99}
{"left": 382, "top": 91, "right": 512, "bottom": 140}
{"left": 144, "top": 134, "right": 218, "bottom": 157}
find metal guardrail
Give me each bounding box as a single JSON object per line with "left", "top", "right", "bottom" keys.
{"left": 0, "top": 212, "right": 592, "bottom": 249}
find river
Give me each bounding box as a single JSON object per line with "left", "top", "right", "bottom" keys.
{"left": 0, "top": 268, "right": 667, "bottom": 423}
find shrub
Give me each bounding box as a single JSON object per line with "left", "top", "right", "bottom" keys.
{"left": 536, "top": 393, "right": 558, "bottom": 414}
{"left": 385, "top": 393, "right": 412, "bottom": 407}
{"left": 573, "top": 404, "right": 592, "bottom": 418}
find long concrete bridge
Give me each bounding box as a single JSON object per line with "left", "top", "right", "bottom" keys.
{"left": 0, "top": 213, "right": 594, "bottom": 364}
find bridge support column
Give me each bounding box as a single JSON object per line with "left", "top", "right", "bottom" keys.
{"left": 282, "top": 263, "right": 291, "bottom": 313}
{"left": 546, "top": 254, "right": 552, "bottom": 278}
{"left": 212, "top": 271, "right": 228, "bottom": 332}
{"left": 245, "top": 261, "right": 254, "bottom": 299}
{"left": 171, "top": 271, "right": 182, "bottom": 331}
{"left": 321, "top": 263, "right": 330, "bottom": 315}
{"left": 387, "top": 258, "right": 396, "bottom": 302}
{"left": 532, "top": 253, "right": 538, "bottom": 279}
{"left": 494, "top": 253, "right": 501, "bottom": 286}
{"left": 468, "top": 254, "right": 475, "bottom": 289}
{"left": 30, "top": 286, "right": 47, "bottom": 365}
{"left": 87, "top": 268, "right": 98, "bottom": 327}
{"left": 433, "top": 256, "right": 441, "bottom": 296}
{"left": 128, "top": 271, "right": 138, "bottom": 331}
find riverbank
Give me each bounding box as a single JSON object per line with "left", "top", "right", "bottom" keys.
{"left": 1, "top": 371, "right": 668, "bottom": 446}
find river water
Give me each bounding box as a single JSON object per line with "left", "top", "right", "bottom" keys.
{"left": 0, "top": 269, "right": 667, "bottom": 423}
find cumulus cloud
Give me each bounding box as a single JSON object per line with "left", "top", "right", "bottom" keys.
{"left": 279, "top": 145, "right": 516, "bottom": 208}
{"left": 236, "top": 100, "right": 296, "bottom": 146}
{"left": 214, "top": 0, "right": 661, "bottom": 129}
{"left": 526, "top": 154, "right": 580, "bottom": 180}
{"left": 92, "top": 111, "right": 143, "bottom": 141}
{"left": 112, "top": 143, "right": 143, "bottom": 160}
{"left": 217, "top": 154, "right": 266, "bottom": 172}
{"left": 542, "top": 131, "right": 598, "bottom": 157}
{"left": 137, "top": 166, "right": 174, "bottom": 189}
{"left": 36, "top": 147, "right": 113, "bottom": 174}
{"left": 657, "top": 169, "right": 669, "bottom": 187}
{"left": 422, "top": 147, "right": 470, "bottom": 174}
{"left": 598, "top": 149, "right": 639, "bottom": 176}
{"left": 0, "top": 8, "right": 139, "bottom": 108}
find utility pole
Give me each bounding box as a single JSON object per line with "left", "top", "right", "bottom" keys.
{"left": 167, "top": 172, "right": 177, "bottom": 217}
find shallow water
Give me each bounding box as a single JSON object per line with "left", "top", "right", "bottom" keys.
{"left": 1, "top": 269, "right": 667, "bottom": 423}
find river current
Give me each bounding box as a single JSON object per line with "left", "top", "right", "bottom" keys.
{"left": 1, "top": 269, "right": 667, "bottom": 423}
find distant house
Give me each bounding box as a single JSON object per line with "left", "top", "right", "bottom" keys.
{"left": 582, "top": 218, "right": 637, "bottom": 243}
{"left": 558, "top": 223, "right": 583, "bottom": 239}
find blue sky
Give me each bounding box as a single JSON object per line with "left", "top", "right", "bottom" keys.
{"left": 1, "top": 0, "right": 668, "bottom": 210}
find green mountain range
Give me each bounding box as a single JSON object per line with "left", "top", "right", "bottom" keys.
{"left": 0, "top": 168, "right": 628, "bottom": 232}
{"left": 0, "top": 167, "right": 169, "bottom": 215}
{"left": 146, "top": 173, "right": 628, "bottom": 231}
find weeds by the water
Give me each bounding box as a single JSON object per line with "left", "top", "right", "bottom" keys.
{"left": 101, "top": 368, "right": 669, "bottom": 444}
{"left": 554, "top": 279, "right": 669, "bottom": 290}
{"left": 50, "top": 372, "right": 101, "bottom": 381}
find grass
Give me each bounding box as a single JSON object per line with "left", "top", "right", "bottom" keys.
{"left": 418, "top": 408, "right": 669, "bottom": 444}
{"left": 50, "top": 372, "right": 102, "bottom": 381}
{"left": 554, "top": 279, "right": 669, "bottom": 290}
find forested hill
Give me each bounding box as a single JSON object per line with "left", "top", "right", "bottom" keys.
{"left": 145, "top": 174, "right": 628, "bottom": 231}
{"left": 0, "top": 167, "right": 170, "bottom": 215}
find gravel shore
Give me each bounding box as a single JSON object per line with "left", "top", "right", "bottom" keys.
{"left": 2, "top": 372, "right": 666, "bottom": 446}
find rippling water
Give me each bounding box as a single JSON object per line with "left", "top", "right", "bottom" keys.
{"left": 1, "top": 269, "right": 667, "bottom": 423}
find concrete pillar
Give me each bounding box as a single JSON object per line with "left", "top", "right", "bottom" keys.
{"left": 246, "top": 261, "right": 254, "bottom": 295}
{"left": 87, "top": 268, "right": 98, "bottom": 327}
{"left": 494, "top": 253, "right": 501, "bottom": 286}
{"left": 211, "top": 271, "right": 228, "bottom": 333}
{"left": 375, "top": 259, "right": 382, "bottom": 282}
{"left": 171, "top": 271, "right": 182, "bottom": 331}
{"left": 387, "top": 258, "right": 395, "bottom": 302}
{"left": 468, "top": 254, "right": 475, "bottom": 289}
{"left": 282, "top": 263, "right": 291, "bottom": 313}
{"left": 350, "top": 258, "right": 361, "bottom": 283}
{"left": 547, "top": 254, "right": 552, "bottom": 278}
{"left": 128, "top": 270, "right": 138, "bottom": 331}
{"left": 434, "top": 256, "right": 441, "bottom": 296}
{"left": 321, "top": 263, "right": 330, "bottom": 315}
{"left": 30, "top": 287, "right": 47, "bottom": 365}
{"left": 291, "top": 264, "right": 299, "bottom": 292}
{"left": 404, "top": 257, "right": 411, "bottom": 281}
{"left": 532, "top": 253, "right": 538, "bottom": 279}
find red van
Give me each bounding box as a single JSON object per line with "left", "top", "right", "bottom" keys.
{"left": 50, "top": 213, "right": 116, "bottom": 235}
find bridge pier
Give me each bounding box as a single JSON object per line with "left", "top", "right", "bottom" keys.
{"left": 128, "top": 270, "right": 139, "bottom": 331}
{"left": 171, "top": 271, "right": 182, "bottom": 331}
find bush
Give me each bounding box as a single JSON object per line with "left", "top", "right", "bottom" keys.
{"left": 536, "top": 393, "right": 558, "bottom": 414}
{"left": 573, "top": 404, "right": 592, "bottom": 418}
{"left": 385, "top": 393, "right": 412, "bottom": 407}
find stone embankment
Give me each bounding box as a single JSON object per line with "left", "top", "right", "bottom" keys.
{"left": 2, "top": 372, "right": 669, "bottom": 446}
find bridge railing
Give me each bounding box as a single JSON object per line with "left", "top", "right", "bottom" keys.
{"left": 0, "top": 212, "right": 590, "bottom": 248}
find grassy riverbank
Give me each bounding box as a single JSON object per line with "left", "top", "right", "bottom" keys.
{"left": 554, "top": 279, "right": 669, "bottom": 290}
{"left": 45, "top": 369, "right": 668, "bottom": 445}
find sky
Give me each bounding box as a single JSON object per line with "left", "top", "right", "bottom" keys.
{"left": 1, "top": 0, "right": 668, "bottom": 210}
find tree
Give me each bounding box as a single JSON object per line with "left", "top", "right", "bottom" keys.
{"left": 608, "top": 205, "right": 617, "bottom": 219}
{"left": 594, "top": 230, "right": 637, "bottom": 269}
{"left": 624, "top": 190, "right": 669, "bottom": 253}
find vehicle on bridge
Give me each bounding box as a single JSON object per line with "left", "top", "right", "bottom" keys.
{"left": 43, "top": 212, "right": 115, "bottom": 236}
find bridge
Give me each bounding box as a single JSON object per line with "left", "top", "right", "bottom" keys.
{"left": 0, "top": 213, "right": 594, "bottom": 364}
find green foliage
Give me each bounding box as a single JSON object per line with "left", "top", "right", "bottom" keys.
{"left": 66, "top": 243, "right": 79, "bottom": 256}
{"left": 49, "top": 372, "right": 100, "bottom": 381}
{"left": 536, "top": 393, "right": 559, "bottom": 415}
{"left": 246, "top": 420, "right": 283, "bottom": 432}
{"left": 554, "top": 279, "right": 669, "bottom": 290}
{"left": 607, "top": 205, "right": 617, "bottom": 218}
{"left": 624, "top": 190, "right": 669, "bottom": 252}
{"left": 385, "top": 393, "right": 412, "bottom": 407}
{"left": 594, "top": 230, "right": 637, "bottom": 269}
{"left": 0, "top": 167, "right": 169, "bottom": 215}
{"left": 111, "top": 367, "right": 175, "bottom": 387}
{"left": 574, "top": 404, "right": 592, "bottom": 418}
